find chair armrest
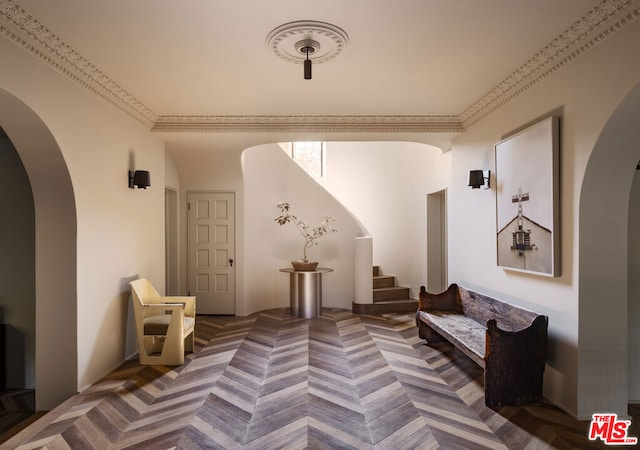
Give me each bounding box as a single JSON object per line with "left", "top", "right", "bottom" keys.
{"left": 143, "top": 303, "right": 184, "bottom": 308}
{"left": 150, "top": 302, "right": 186, "bottom": 306}
{"left": 142, "top": 303, "right": 185, "bottom": 317}
{"left": 159, "top": 296, "right": 196, "bottom": 316}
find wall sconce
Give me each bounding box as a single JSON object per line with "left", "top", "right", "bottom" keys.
{"left": 128, "top": 170, "right": 151, "bottom": 189}
{"left": 468, "top": 169, "right": 490, "bottom": 189}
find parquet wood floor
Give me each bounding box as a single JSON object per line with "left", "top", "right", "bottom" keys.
{"left": 0, "top": 389, "right": 36, "bottom": 442}
{"left": 2, "top": 308, "right": 637, "bottom": 449}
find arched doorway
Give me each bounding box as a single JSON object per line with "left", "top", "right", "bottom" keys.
{"left": 578, "top": 82, "right": 640, "bottom": 418}
{"left": 0, "top": 89, "right": 77, "bottom": 410}
{"left": 0, "top": 129, "right": 35, "bottom": 401}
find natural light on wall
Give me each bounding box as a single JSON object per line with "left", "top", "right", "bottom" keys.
{"left": 281, "top": 141, "right": 324, "bottom": 180}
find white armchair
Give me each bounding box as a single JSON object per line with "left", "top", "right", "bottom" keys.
{"left": 130, "top": 278, "right": 196, "bottom": 365}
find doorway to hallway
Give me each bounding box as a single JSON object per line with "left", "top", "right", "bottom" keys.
{"left": 187, "top": 191, "right": 236, "bottom": 315}
{"left": 426, "top": 189, "right": 448, "bottom": 294}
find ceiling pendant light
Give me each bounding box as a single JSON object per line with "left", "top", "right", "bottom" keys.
{"left": 303, "top": 45, "right": 313, "bottom": 80}
{"left": 266, "top": 20, "right": 349, "bottom": 80}
{"left": 295, "top": 39, "right": 319, "bottom": 80}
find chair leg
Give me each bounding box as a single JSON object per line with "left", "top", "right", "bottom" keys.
{"left": 139, "top": 334, "right": 185, "bottom": 366}
{"left": 185, "top": 331, "right": 194, "bottom": 353}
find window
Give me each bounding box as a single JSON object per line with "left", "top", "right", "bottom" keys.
{"left": 288, "top": 141, "right": 325, "bottom": 180}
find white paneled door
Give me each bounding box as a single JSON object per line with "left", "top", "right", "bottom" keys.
{"left": 188, "top": 191, "right": 235, "bottom": 314}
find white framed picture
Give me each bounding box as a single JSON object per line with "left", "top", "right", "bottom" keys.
{"left": 495, "top": 116, "right": 560, "bottom": 277}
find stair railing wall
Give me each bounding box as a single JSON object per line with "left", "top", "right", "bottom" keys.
{"left": 354, "top": 236, "right": 373, "bottom": 304}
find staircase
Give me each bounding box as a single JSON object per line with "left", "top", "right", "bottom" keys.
{"left": 352, "top": 266, "right": 419, "bottom": 314}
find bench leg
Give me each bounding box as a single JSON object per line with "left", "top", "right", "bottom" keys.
{"left": 417, "top": 320, "right": 446, "bottom": 343}
{"left": 485, "top": 361, "right": 544, "bottom": 407}
{"left": 484, "top": 318, "right": 546, "bottom": 407}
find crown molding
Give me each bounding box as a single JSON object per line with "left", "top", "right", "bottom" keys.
{"left": 1, "top": 0, "right": 639, "bottom": 133}
{"left": 461, "top": 0, "right": 640, "bottom": 127}
{"left": 0, "top": 0, "right": 157, "bottom": 127}
{"left": 152, "top": 115, "right": 464, "bottom": 133}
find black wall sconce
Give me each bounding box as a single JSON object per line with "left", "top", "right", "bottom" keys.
{"left": 468, "top": 169, "right": 490, "bottom": 189}
{"left": 128, "top": 170, "right": 151, "bottom": 189}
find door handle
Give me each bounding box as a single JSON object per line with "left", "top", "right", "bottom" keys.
{"left": 229, "top": 258, "right": 234, "bottom": 267}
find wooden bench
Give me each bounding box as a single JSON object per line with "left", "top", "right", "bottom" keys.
{"left": 416, "top": 284, "right": 548, "bottom": 407}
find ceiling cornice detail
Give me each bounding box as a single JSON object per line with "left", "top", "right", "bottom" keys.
{"left": 152, "top": 115, "right": 464, "bottom": 133}
{"left": 0, "top": 0, "right": 157, "bottom": 127}
{"left": 0, "top": 0, "right": 638, "bottom": 133}
{"left": 461, "top": 0, "right": 640, "bottom": 127}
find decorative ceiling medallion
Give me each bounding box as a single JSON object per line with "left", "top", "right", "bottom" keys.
{"left": 266, "top": 20, "right": 349, "bottom": 64}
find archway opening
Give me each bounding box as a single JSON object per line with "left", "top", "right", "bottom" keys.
{"left": 578, "top": 82, "right": 640, "bottom": 418}
{"left": 0, "top": 88, "right": 77, "bottom": 411}
{"left": 0, "top": 128, "right": 35, "bottom": 429}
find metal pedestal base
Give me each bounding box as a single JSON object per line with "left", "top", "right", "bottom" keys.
{"left": 280, "top": 268, "right": 333, "bottom": 318}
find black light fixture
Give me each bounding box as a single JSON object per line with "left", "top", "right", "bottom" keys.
{"left": 468, "top": 170, "right": 490, "bottom": 189}
{"left": 129, "top": 170, "right": 151, "bottom": 189}
{"left": 296, "top": 39, "right": 318, "bottom": 80}
{"left": 303, "top": 46, "right": 312, "bottom": 80}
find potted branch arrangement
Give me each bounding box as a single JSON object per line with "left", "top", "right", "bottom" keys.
{"left": 274, "top": 202, "right": 337, "bottom": 271}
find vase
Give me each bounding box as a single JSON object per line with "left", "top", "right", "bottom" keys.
{"left": 291, "top": 260, "right": 318, "bottom": 271}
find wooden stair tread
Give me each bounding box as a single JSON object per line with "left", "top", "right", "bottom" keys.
{"left": 361, "top": 266, "right": 416, "bottom": 313}
{"left": 373, "top": 286, "right": 409, "bottom": 291}
{"left": 353, "top": 300, "right": 418, "bottom": 314}
{"left": 370, "top": 300, "right": 417, "bottom": 305}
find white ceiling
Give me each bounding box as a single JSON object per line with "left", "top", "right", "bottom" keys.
{"left": 2, "top": 0, "right": 637, "bottom": 148}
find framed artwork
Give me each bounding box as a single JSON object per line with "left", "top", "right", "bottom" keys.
{"left": 495, "top": 116, "right": 560, "bottom": 277}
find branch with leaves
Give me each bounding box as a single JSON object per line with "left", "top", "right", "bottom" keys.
{"left": 275, "top": 202, "right": 337, "bottom": 262}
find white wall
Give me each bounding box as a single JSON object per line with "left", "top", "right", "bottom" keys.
{"left": 168, "top": 138, "right": 372, "bottom": 316}
{"left": 170, "top": 146, "right": 246, "bottom": 311}
{"left": 165, "top": 151, "right": 180, "bottom": 191}
{"left": 579, "top": 82, "right": 640, "bottom": 417}
{"left": 0, "top": 87, "right": 78, "bottom": 410}
{"left": 73, "top": 115, "right": 164, "bottom": 392}
{"left": 0, "top": 36, "right": 166, "bottom": 405}
{"left": 165, "top": 151, "right": 180, "bottom": 296}
{"left": 447, "top": 19, "right": 640, "bottom": 416}
{"left": 629, "top": 171, "right": 640, "bottom": 402}
{"left": 323, "top": 142, "right": 450, "bottom": 296}
{"left": 242, "top": 144, "right": 367, "bottom": 313}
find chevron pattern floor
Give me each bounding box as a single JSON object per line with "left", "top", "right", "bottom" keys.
{"left": 2, "top": 308, "right": 631, "bottom": 449}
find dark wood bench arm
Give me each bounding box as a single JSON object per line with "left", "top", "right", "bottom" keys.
{"left": 418, "top": 284, "right": 460, "bottom": 312}
{"left": 484, "top": 315, "right": 548, "bottom": 406}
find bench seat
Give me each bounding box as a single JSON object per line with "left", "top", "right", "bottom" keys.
{"left": 417, "top": 310, "right": 486, "bottom": 367}
{"left": 416, "top": 284, "right": 548, "bottom": 407}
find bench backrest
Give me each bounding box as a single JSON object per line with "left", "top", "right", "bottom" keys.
{"left": 458, "top": 285, "right": 540, "bottom": 332}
